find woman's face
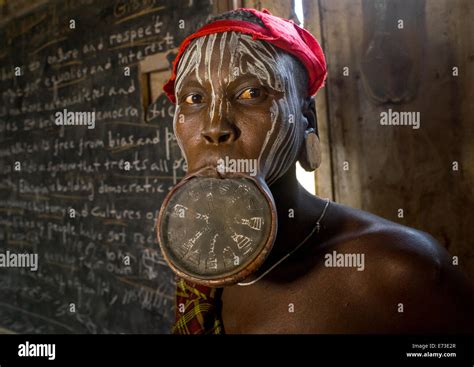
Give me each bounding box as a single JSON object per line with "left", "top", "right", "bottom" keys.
{"left": 173, "top": 32, "right": 306, "bottom": 185}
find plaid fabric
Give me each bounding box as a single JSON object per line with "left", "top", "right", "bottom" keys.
{"left": 172, "top": 278, "right": 224, "bottom": 334}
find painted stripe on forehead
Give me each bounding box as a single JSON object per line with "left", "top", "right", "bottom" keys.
{"left": 238, "top": 32, "right": 278, "bottom": 60}
{"left": 238, "top": 37, "right": 279, "bottom": 72}
{"left": 176, "top": 32, "right": 284, "bottom": 94}
{"left": 174, "top": 41, "right": 198, "bottom": 95}
{"left": 194, "top": 37, "right": 206, "bottom": 86}
{"left": 237, "top": 40, "right": 279, "bottom": 91}
{"left": 228, "top": 32, "right": 239, "bottom": 78}
{"left": 217, "top": 32, "right": 228, "bottom": 121}
{"left": 204, "top": 34, "right": 218, "bottom": 123}
{"left": 204, "top": 33, "right": 216, "bottom": 80}
{"left": 175, "top": 37, "right": 205, "bottom": 95}
{"left": 217, "top": 32, "right": 227, "bottom": 82}
{"left": 232, "top": 35, "right": 284, "bottom": 92}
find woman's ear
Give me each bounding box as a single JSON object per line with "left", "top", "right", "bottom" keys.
{"left": 298, "top": 96, "right": 322, "bottom": 171}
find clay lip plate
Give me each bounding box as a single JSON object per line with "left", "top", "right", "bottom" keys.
{"left": 156, "top": 175, "right": 277, "bottom": 287}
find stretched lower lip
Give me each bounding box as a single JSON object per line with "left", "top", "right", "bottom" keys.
{"left": 193, "top": 165, "right": 223, "bottom": 178}
{"left": 191, "top": 165, "right": 253, "bottom": 180}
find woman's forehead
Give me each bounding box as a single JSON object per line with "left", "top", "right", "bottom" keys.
{"left": 175, "top": 32, "right": 289, "bottom": 93}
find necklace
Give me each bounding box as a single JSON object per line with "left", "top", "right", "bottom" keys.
{"left": 237, "top": 198, "right": 331, "bottom": 286}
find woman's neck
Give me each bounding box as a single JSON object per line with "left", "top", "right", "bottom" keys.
{"left": 266, "top": 166, "right": 326, "bottom": 259}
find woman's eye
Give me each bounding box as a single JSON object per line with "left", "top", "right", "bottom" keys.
{"left": 238, "top": 88, "right": 261, "bottom": 100}
{"left": 184, "top": 94, "right": 203, "bottom": 104}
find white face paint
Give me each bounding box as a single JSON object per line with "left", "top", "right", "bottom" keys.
{"left": 173, "top": 31, "right": 306, "bottom": 186}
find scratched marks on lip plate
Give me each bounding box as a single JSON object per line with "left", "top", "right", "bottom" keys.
{"left": 160, "top": 177, "right": 272, "bottom": 278}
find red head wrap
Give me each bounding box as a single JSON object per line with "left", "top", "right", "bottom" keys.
{"left": 163, "top": 8, "right": 327, "bottom": 104}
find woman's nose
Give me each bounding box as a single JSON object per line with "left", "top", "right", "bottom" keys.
{"left": 201, "top": 124, "right": 236, "bottom": 145}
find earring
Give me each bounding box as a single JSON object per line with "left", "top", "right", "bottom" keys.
{"left": 300, "top": 129, "right": 321, "bottom": 171}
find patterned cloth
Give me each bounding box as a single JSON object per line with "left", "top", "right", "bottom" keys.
{"left": 172, "top": 278, "right": 224, "bottom": 334}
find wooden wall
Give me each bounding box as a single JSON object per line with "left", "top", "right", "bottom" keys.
{"left": 308, "top": 0, "right": 474, "bottom": 277}
{"left": 243, "top": 0, "right": 474, "bottom": 277}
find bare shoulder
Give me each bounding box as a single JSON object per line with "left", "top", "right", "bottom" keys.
{"left": 324, "top": 201, "right": 453, "bottom": 273}
{"left": 314, "top": 202, "right": 474, "bottom": 333}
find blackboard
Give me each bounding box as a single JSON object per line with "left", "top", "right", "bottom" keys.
{"left": 0, "top": 0, "right": 212, "bottom": 333}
